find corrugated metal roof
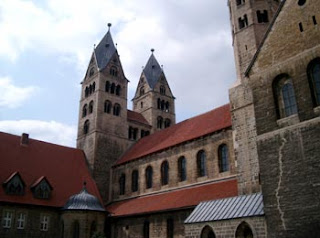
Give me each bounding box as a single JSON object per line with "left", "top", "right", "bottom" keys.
{"left": 184, "top": 193, "right": 264, "bottom": 224}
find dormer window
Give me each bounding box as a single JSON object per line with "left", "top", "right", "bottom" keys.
{"left": 3, "top": 172, "right": 25, "bottom": 196}
{"left": 31, "top": 177, "right": 53, "bottom": 199}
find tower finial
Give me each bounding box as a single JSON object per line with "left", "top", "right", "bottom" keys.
{"left": 151, "top": 48, "right": 155, "bottom": 54}
{"left": 108, "top": 23, "right": 112, "bottom": 30}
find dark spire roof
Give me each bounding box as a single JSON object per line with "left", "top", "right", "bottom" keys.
{"left": 63, "top": 184, "right": 105, "bottom": 212}
{"left": 143, "top": 50, "right": 163, "bottom": 89}
{"left": 94, "top": 25, "right": 117, "bottom": 71}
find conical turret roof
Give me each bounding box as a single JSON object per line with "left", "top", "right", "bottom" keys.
{"left": 143, "top": 51, "right": 163, "bottom": 89}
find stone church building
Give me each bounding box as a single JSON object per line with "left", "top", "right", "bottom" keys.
{"left": 1, "top": 0, "right": 319, "bottom": 237}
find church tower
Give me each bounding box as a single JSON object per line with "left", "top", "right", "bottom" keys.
{"left": 132, "top": 50, "right": 176, "bottom": 132}
{"left": 77, "top": 24, "right": 129, "bottom": 203}
{"left": 228, "top": 0, "right": 279, "bottom": 82}
{"left": 228, "top": 1, "right": 280, "bottom": 195}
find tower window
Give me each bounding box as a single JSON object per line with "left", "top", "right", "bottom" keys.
{"left": 164, "top": 119, "right": 171, "bottom": 128}
{"left": 299, "top": 22, "right": 304, "bottom": 32}
{"left": 238, "top": 14, "right": 248, "bottom": 29}
{"left": 89, "top": 67, "right": 95, "bottom": 77}
{"left": 106, "top": 81, "right": 110, "bottom": 92}
{"left": 165, "top": 101, "right": 170, "bottom": 112}
{"left": 257, "top": 10, "right": 269, "bottom": 23}
{"left": 82, "top": 104, "right": 87, "bottom": 117}
{"left": 273, "top": 74, "right": 298, "bottom": 118}
{"left": 141, "top": 102, "right": 143, "bottom": 108}
{"left": 160, "top": 85, "right": 166, "bottom": 95}
{"left": 111, "top": 83, "right": 116, "bottom": 94}
{"left": 313, "top": 16, "right": 317, "bottom": 25}
{"left": 157, "top": 98, "right": 161, "bottom": 109}
{"left": 85, "top": 87, "right": 89, "bottom": 97}
{"left": 84, "top": 120, "right": 90, "bottom": 134}
{"left": 145, "top": 166, "right": 153, "bottom": 189}
{"left": 132, "top": 170, "right": 139, "bottom": 192}
{"left": 119, "top": 173, "right": 126, "bottom": 195}
{"left": 116, "top": 85, "right": 121, "bottom": 96}
{"left": 140, "top": 87, "right": 145, "bottom": 96}
{"left": 113, "top": 103, "right": 121, "bottom": 116}
{"left": 89, "top": 101, "right": 94, "bottom": 114}
{"left": 157, "top": 116, "right": 163, "bottom": 129}
{"left": 197, "top": 150, "right": 206, "bottom": 177}
{"left": 307, "top": 58, "right": 320, "bottom": 107}
{"left": 178, "top": 156, "right": 187, "bottom": 182}
{"left": 218, "top": 144, "right": 229, "bottom": 173}
{"left": 110, "top": 66, "right": 118, "bottom": 77}
{"left": 104, "top": 100, "right": 112, "bottom": 113}
{"left": 161, "top": 161, "right": 169, "bottom": 186}
{"left": 236, "top": 0, "right": 245, "bottom": 6}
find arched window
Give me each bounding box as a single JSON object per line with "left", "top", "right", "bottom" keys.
{"left": 145, "top": 166, "right": 153, "bottom": 189}
{"left": 85, "top": 87, "right": 89, "bottom": 97}
{"left": 116, "top": 85, "right": 121, "bottom": 96}
{"left": 143, "top": 220, "right": 150, "bottom": 238}
{"left": 197, "top": 150, "right": 206, "bottom": 177}
{"left": 201, "top": 225, "right": 216, "bottom": 238}
{"left": 164, "top": 119, "right": 171, "bottom": 128}
{"left": 89, "top": 67, "right": 95, "bottom": 77}
{"left": 111, "top": 83, "right": 116, "bottom": 94}
{"left": 110, "top": 66, "right": 118, "bottom": 76}
{"left": 106, "top": 81, "right": 110, "bottom": 92}
{"left": 82, "top": 104, "right": 87, "bottom": 117}
{"left": 160, "top": 85, "right": 166, "bottom": 95}
{"left": 167, "top": 218, "right": 174, "bottom": 238}
{"left": 89, "top": 85, "right": 93, "bottom": 95}
{"left": 235, "top": 221, "right": 253, "bottom": 238}
{"left": 157, "top": 98, "right": 161, "bottom": 109}
{"left": 119, "top": 174, "right": 126, "bottom": 195}
{"left": 161, "top": 161, "right": 169, "bottom": 186}
{"left": 140, "top": 87, "right": 145, "bottom": 96}
{"left": 104, "top": 100, "right": 112, "bottom": 113}
{"left": 73, "top": 221, "right": 80, "bottom": 238}
{"left": 178, "top": 156, "right": 187, "bottom": 182}
{"left": 218, "top": 144, "right": 229, "bottom": 173}
{"left": 132, "top": 170, "right": 139, "bottom": 192}
{"left": 273, "top": 74, "right": 298, "bottom": 118}
{"left": 307, "top": 58, "right": 320, "bottom": 107}
{"left": 165, "top": 101, "right": 170, "bottom": 112}
{"left": 92, "top": 82, "right": 95, "bottom": 92}
{"left": 157, "top": 117, "right": 163, "bottom": 129}
{"left": 113, "top": 103, "right": 121, "bottom": 116}
{"left": 84, "top": 120, "right": 90, "bottom": 134}
{"left": 161, "top": 100, "right": 165, "bottom": 111}
{"left": 89, "top": 101, "right": 94, "bottom": 114}
{"left": 90, "top": 221, "right": 96, "bottom": 238}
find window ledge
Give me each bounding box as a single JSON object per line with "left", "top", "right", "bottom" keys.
{"left": 313, "top": 106, "right": 320, "bottom": 116}
{"left": 277, "top": 113, "right": 300, "bottom": 128}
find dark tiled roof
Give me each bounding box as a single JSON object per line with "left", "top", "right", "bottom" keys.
{"left": 245, "top": 0, "right": 286, "bottom": 76}
{"left": 116, "top": 104, "right": 231, "bottom": 165}
{"left": 94, "top": 30, "right": 117, "bottom": 71}
{"left": 127, "top": 110, "right": 151, "bottom": 126}
{"left": 143, "top": 53, "right": 163, "bottom": 89}
{"left": 0, "top": 132, "right": 102, "bottom": 207}
{"left": 106, "top": 179, "right": 238, "bottom": 217}
{"left": 185, "top": 193, "right": 264, "bottom": 223}
{"left": 63, "top": 186, "right": 105, "bottom": 211}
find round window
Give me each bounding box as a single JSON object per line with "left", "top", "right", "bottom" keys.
{"left": 298, "top": 0, "right": 306, "bottom": 6}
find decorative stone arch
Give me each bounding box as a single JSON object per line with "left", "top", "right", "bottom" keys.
{"left": 234, "top": 221, "right": 256, "bottom": 238}
{"left": 200, "top": 225, "right": 216, "bottom": 238}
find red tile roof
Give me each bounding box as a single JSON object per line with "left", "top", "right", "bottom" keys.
{"left": 127, "top": 110, "right": 151, "bottom": 126}
{"left": 106, "top": 179, "right": 238, "bottom": 217}
{"left": 117, "top": 104, "right": 231, "bottom": 165}
{"left": 0, "top": 132, "right": 102, "bottom": 208}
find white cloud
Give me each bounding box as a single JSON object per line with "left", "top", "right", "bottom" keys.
{"left": 0, "top": 77, "right": 37, "bottom": 108}
{"left": 0, "top": 120, "right": 76, "bottom": 147}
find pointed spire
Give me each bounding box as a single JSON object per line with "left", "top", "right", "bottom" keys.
{"left": 143, "top": 50, "right": 163, "bottom": 89}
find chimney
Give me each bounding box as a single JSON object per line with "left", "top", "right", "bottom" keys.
{"left": 21, "top": 133, "right": 29, "bottom": 146}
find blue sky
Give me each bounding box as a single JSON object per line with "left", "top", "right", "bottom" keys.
{"left": 0, "top": 0, "right": 236, "bottom": 147}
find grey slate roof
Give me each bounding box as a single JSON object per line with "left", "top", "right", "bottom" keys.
{"left": 143, "top": 53, "right": 163, "bottom": 89}
{"left": 94, "top": 30, "right": 117, "bottom": 71}
{"left": 184, "top": 193, "right": 264, "bottom": 224}
{"left": 63, "top": 187, "right": 105, "bottom": 212}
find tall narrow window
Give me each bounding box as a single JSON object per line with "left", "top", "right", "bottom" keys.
{"left": 167, "top": 218, "right": 174, "bottom": 238}
{"left": 157, "top": 98, "right": 161, "bottom": 109}
{"left": 238, "top": 14, "right": 248, "bottom": 29}
{"left": 257, "top": 10, "right": 269, "bottom": 23}
{"left": 113, "top": 103, "right": 121, "bottom": 116}
{"left": 116, "top": 85, "right": 121, "bottom": 96}
{"left": 160, "top": 85, "right": 166, "bottom": 95}
{"left": 218, "top": 144, "right": 229, "bottom": 172}
{"left": 92, "top": 82, "right": 96, "bottom": 92}
{"left": 17, "top": 212, "right": 26, "bottom": 229}
{"left": 84, "top": 120, "right": 90, "bottom": 134}
{"left": 111, "top": 83, "right": 116, "bottom": 94}
{"left": 110, "top": 66, "right": 118, "bottom": 77}
{"left": 161, "top": 161, "right": 169, "bottom": 186}
{"left": 2, "top": 210, "right": 13, "bottom": 228}
{"left": 157, "top": 116, "right": 163, "bottom": 129}
{"left": 89, "top": 101, "right": 94, "bottom": 114}
{"left": 178, "top": 156, "right": 187, "bottom": 182}
{"left": 197, "top": 150, "right": 206, "bottom": 177}
{"left": 273, "top": 74, "right": 298, "bottom": 118}
{"left": 106, "top": 81, "right": 110, "bottom": 92}
{"left": 40, "top": 214, "right": 50, "bottom": 231}
{"left": 90, "top": 221, "right": 96, "bottom": 238}
{"left": 132, "top": 170, "right": 139, "bottom": 192}
{"left": 73, "top": 221, "right": 80, "bottom": 238}
{"left": 165, "top": 102, "right": 170, "bottom": 112}
{"left": 307, "top": 58, "right": 320, "bottom": 107}
{"left": 119, "top": 174, "right": 126, "bottom": 195}
{"left": 85, "top": 87, "right": 89, "bottom": 97}
{"left": 161, "top": 100, "right": 165, "bottom": 111}
{"left": 140, "top": 87, "right": 145, "bottom": 96}
{"left": 143, "top": 221, "right": 150, "bottom": 238}
{"left": 82, "top": 104, "right": 87, "bottom": 117}
{"left": 89, "top": 67, "right": 95, "bottom": 77}
{"left": 164, "top": 119, "right": 171, "bottom": 128}
{"left": 145, "top": 166, "right": 153, "bottom": 189}
{"left": 104, "top": 100, "right": 112, "bottom": 113}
